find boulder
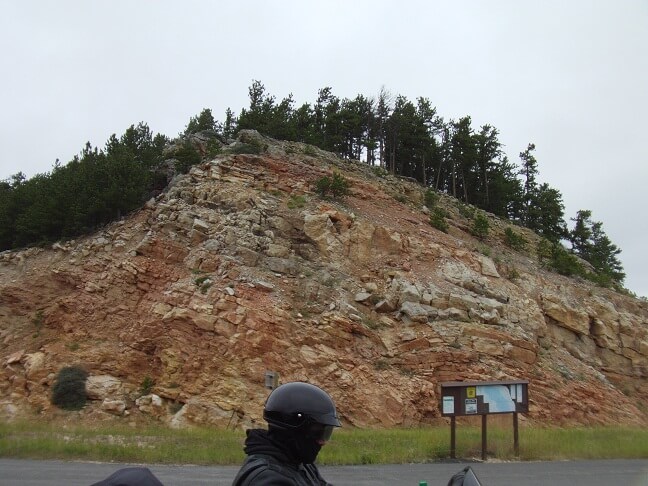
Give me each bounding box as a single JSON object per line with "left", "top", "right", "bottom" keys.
{"left": 354, "top": 292, "right": 372, "bottom": 303}
{"left": 86, "top": 375, "right": 123, "bottom": 400}
{"left": 541, "top": 294, "right": 590, "bottom": 335}
{"left": 23, "top": 352, "right": 46, "bottom": 378}
{"left": 375, "top": 298, "right": 397, "bottom": 313}
{"left": 136, "top": 394, "right": 166, "bottom": 418}
{"left": 478, "top": 255, "right": 500, "bottom": 277}
{"left": 400, "top": 302, "right": 434, "bottom": 323}
{"left": 101, "top": 399, "right": 127, "bottom": 415}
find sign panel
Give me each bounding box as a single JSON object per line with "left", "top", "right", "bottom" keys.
{"left": 465, "top": 398, "right": 478, "bottom": 414}
{"left": 440, "top": 380, "right": 529, "bottom": 416}
{"left": 442, "top": 396, "right": 455, "bottom": 415}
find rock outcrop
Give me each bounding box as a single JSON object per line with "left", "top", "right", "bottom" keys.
{"left": 1, "top": 131, "right": 647, "bottom": 428}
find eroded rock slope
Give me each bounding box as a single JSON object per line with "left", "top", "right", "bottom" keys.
{"left": 1, "top": 132, "right": 647, "bottom": 428}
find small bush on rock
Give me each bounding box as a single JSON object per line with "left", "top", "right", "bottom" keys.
{"left": 430, "top": 207, "right": 449, "bottom": 233}
{"left": 504, "top": 227, "right": 528, "bottom": 251}
{"left": 315, "top": 171, "right": 350, "bottom": 199}
{"left": 424, "top": 189, "right": 439, "bottom": 210}
{"left": 140, "top": 376, "right": 155, "bottom": 396}
{"left": 287, "top": 194, "right": 307, "bottom": 209}
{"left": 230, "top": 142, "right": 262, "bottom": 155}
{"left": 471, "top": 212, "right": 490, "bottom": 240}
{"left": 51, "top": 365, "right": 88, "bottom": 411}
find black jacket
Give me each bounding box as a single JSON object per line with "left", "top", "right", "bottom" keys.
{"left": 232, "top": 429, "right": 331, "bottom": 486}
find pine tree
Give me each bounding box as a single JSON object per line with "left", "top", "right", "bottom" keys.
{"left": 518, "top": 143, "right": 538, "bottom": 225}
{"left": 375, "top": 86, "right": 393, "bottom": 168}
{"left": 238, "top": 80, "right": 277, "bottom": 135}
{"left": 184, "top": 108, "right": 217, "bottom": 134}
{"left": 569, "top": 210, "right": 625, "bottom": 285}
{"left": 223, "top": 107, "right": 237, "bottom": 139}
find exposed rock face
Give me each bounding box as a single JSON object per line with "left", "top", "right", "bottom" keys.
{"left": 1, "top": 132, "right": 647, "bottom": 429}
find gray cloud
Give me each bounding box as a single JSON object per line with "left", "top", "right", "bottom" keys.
{"left": 1, "top": 0, "right": 646, "bottom": 297}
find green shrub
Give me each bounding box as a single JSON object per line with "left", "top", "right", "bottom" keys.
{"left": 457, "top": 202, "right": 475, "bottom": 219}
{"left": 51, "top": 366, "right": 88, "bottom": 411}
{"left": 536, "top": 238, "right": 553, "bottom": 262}
{"left": 194, "top": 275, "right": 211, "bottom": 286}
{"left": 471, "top": 212, "right": 490, "bottom": 240}
{"left": 371, "top": 166, "right": 388, "bottom": 178}
{"left": 174, "top": 141, "right": 202, "bottom": 174}
{"left": 230, "top": 142, "right": 262, "bottom": 155}
{"left": 582, "top": 270, "right": 615, "bottom": 288}
{"left": 314, "top": 176, "right": 330, "bottom": 196}
{"left": 315, "top": 171, "right": 350, "bottom": 199}
{"left": 550, "top": 248, "right": 584, "bottom": 276}
{"left": 206, "top": 139, "right": 222, "bottom": 158}
{"left": 430, "top": 207, "right": 449, "bottom": 233}
{"left": 478, "top": 244, "right": 492, "bottom": 257}
{"left": 538, "top": 239, "right": 585, "bottom": 277}
{"left": 330, "top": 172, "right": 351, "bottom": 198}
{"left": 287, "top": 195, "right": 307, "bottom": 209}
{"left": 303, "top": 145, "right": 317, "bottom": 156}
{"left": 32, "top": 310, "right": 45, "bottom": 337}
{"left": 504, "top": 227, "right": 528, "bottom": 251}
{"left": 140, "top": 376, "right": 155, "bottom": 396}
{"left": 424, "top": 189, "right": 439, "bottom": 210}
{"left": 194, "top": 275, "right": 213, "bottom": 294}
{"left": 507, "top": 266, "right": 521, "bottom": 280}
{"left": 32, "top": 310, "right": 45, "bottom": 329}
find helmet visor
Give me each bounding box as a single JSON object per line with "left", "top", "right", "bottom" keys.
{"left": 305, "top": 422, "right": 336, "bottom": 442}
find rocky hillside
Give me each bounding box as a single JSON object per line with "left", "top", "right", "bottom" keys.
{"left": 1, "top": 131, "right": 647, "bottom": 429}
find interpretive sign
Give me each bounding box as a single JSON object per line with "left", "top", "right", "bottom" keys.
{"left": 440, "top": 380, "right": 528, "bottom": 416}
{"left": 440, "top": 380, "right": 529, "bottom": 460}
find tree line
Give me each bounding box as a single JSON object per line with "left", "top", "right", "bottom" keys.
{"left": 232, "top": 81, "right": 624, "bottom": 287}
{"left": 0, "top": 81, "right": 625, "bottom": 288}
{"left": 229, "top": 82, "right": 566, "bottom": 238}
{"left": 0, "top": 123, "right": 168, "bottom": 249}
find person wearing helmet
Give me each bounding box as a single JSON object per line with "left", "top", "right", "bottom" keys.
{"left": 232, "top": 382, "right": 341, "bottom": 485}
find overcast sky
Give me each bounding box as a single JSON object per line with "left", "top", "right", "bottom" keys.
{"left": 1, "top": 1, "right": 647, "bottom": 297}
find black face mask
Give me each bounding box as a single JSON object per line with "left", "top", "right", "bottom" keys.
{"left": 268, "top": 426, "right": 324, "bottom": 464}
{"left": 294, "top": 435, "right": 322, "bottom": 464}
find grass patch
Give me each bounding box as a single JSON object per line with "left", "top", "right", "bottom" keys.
{"left": 516, "top": 426, "right": 648, "bottom": 461}
{"left": 319, "top": 428, "right": 447, "bottom": 464}
{"left": 393, "top": 193, "right": 407, "bottom": 203}
{"left": 0, "top": 422, "right": 245, "bottom": 465}
{"left": 287, "top": 194, "right": 307, "bottom": 209}
{"left": 1, "top": 423, "right": 647, "bottom": 464}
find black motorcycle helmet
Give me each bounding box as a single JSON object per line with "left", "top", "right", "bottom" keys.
{"left": 263, "top": 382, "right": 341, "bottom": 442}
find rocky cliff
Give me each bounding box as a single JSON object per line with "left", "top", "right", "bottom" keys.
{"left": 1, "top": 131, "right": 647, "bottom": 429}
